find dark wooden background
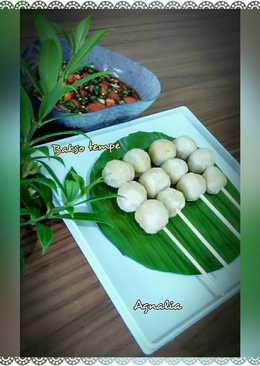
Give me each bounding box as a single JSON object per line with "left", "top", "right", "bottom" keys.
{"left": 21, "top": 10, "right": 240, "bottom": 356}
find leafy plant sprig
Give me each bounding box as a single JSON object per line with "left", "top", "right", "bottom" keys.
{"left": 20, "top": 14, "right": 114, "bottom": 269}
{"left": 21, "top": 12, "right": 111, "bottom": 122}
{"left": 21, "top": 86, "right": 116, "bottom": 260}
{"left": 21, "top": 166, "right": 116, "bottom": 254}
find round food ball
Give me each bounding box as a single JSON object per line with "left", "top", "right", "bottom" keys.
{"left": 175, "top": 135, "right": 197, "bottom": 160}
{"left": 135, "top": 199, "right": 169, "bottom": 234}
{"left": 188, "top": 148, "right": 215, "bottom": 173}
{"left": 176, "top": 173, "right": 206, "bottom": 201}
{"left": 117, "top": 181, "right": 147, "bottom": 213}
{"left": 157, "top": 188, "right": 185, "bottom": 218}
{"left": 102, "top": 159, "right": 135, "bottom": 188}
{"left": 123, "top": 148, "right": 151, "bottom": 177}
{"left": 139, "top": 167, "right": 171, "bottom": 198}
{"left": 148, "top": 139, "right": 176, "bottom": 166}
{"left": 203, "top": 166, "right": 227, "bottom": 194}
{"left": 161, "top": 158, "right": 188, "bottom": 185}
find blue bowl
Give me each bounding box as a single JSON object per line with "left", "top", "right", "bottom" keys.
{"left": 23, "top": 39, "right": 161, "bottom": 132}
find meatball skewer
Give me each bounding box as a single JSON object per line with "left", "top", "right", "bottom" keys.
{"left": 176, "top": 172, "right": 240, "bottom": 240}
{"left": 134, "top": 199, "right": 224, "bottom": 296}
{"left": 203, "top": 166, "right": 240, "bottom": 210}
{"left": 157, "top": 188, "right": 231, "bottom": 271}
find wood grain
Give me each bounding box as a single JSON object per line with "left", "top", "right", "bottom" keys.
{"left": 21, "top": 10, "right": 240, "bottom": 356}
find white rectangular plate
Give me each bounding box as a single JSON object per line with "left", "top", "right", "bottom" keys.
{"left": 41, "top": 106, "right": 240, "bottom": 355}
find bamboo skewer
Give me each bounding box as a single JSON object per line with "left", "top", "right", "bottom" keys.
{"left": 200, "top": 194, "right": 240, "bottom": 240}
{"left": 177, "top": 210, "right": 230, "bottom": 269}
{"left": 221, "top": 187, "right": 240, "bottom": 210}
{"left": 163, "top": 227, "right": 207, "bottom": 274}
{"left": 163, "top": 227, "right": 224, "bottom": 297}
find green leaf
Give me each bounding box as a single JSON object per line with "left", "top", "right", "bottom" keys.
{"left": 55, "top": 212, "right": 112, "bottom": 226}
{"left": 90, "top": 131, "right": 240, "bottom": 275}
{"left": 65, "top": 206, "right": 74, "bottom": 217}
{"left": 21, "top": 87, "right": 33, "bottom": 140}
{"left": 21, "top": 145, "right": 33, "bottom": 160}
{"left": 30, "top": 182, "right": 53, "bottom": 210}
{"left": 85, "top": 176, "right": 104, "bottom": 193}
{"left": 22, "top": 146, "right": 49, "bottom": 160}
{"left": 21, "top": 158, "right": 40, "bottom": 178}
{"left": 85, "top": 194, "right": 117, "bottom": 204}
{"left": 29, "top": 182, "right": 49, "bottom": 214}
{"left": 38, "top": 83, "right": 67, "bottom": 121}
{"left": 40, "top": 112, "right": 82, "bottom": 127}
{"left": 20, "top": 208, "right": 31, "bottom": 216}
{"left": 65, "top": 167, "right": 85, "bottom": 195}
{"left": 21, "top": 176, "right": 57, "bottom": 192}
{"left": 70, "top": 71, "right": 109, "bottom": 89}
{"left": 65, "top": 31, "right": 75, "bottom": 52}
{"left": 53, "top": 22, "right": 75, "bottom": 53}
{"left": 39, "top": 161, "right": 64, "bottom": 192}
{"left": 20, "top": 185, "right": 41, "bottom": 216}
{"left": 36, "top": 222, "right": 53, "bottom": 254}
{"left": 39, "top": 185, "right": 53, "bottom": 210}
{"left": 73, "top": 16, "right": 91, "bottom": 53}
{"left": 26, "top": 201, "right": 41, "bottom": 220}
{"left": 33, "top": 146, "right": 49, "bottom": 156}
{"left": 21, "top": 58, "right": 41, "bottom": 94}
{"left": 31, "top": 129, "right": 87, "bottom": 145}
{"left": 72, "top": 193, "right": 117, "bottom": 207}
{"left": 65, "top": 29, "right": 110, "bottom": 76}
{"left": 32, "top": 11, "right": 60, "bottom": 45}
{"left": 64, "top": 180, "right": 80, "bottom": 203}
{"left": 39, "top": 39, "right": 62, "bottom": 94}
{"left": 32, "top": 155, "right": 65, "bottom": 166}
{"left": 21, "top": 184, "right": 42, "bottom": 216}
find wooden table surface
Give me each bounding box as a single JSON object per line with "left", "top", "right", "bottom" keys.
{"left": 21, "top": 10, "right": 240, "bottom": 357}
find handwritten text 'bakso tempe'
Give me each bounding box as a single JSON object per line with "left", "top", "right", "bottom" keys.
{"left": 52, "top": 141, "right": 121, "bottom": 155}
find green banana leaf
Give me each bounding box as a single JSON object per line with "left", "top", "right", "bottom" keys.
{"left": 90, "top": 131, "right": 240, "bottom": 275}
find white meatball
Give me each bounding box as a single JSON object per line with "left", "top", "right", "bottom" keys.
{"left": 176, "top": 173, "right": 206, "bottom": 201}
{"left": 117, "top": 181, "right": 147, "bottom": 213}
{"left": 135, "top": 199, "right": 169, "bottom": 234}
{"left": 157, "top": 188, "right": 185, "bottom": 218}
{"left": 148, "top": 139, "right": 176, "bottom": 166}
{"left": 188, "top": 148, "right": 215, "bottom": 173}
{"left": 123, "top": 148, "right": 151, "bottom": 177}
{"left": 161, "top": 158, "right": 188, "bottom": 185}
{"left": 175, "top": 135, "right": 197, "bottom": 160}
{"left": 139, "top": 168, "right": 171, "bottom": 198}
{"left": 203, "top": 166, "right": 227, "bottom": 194}
{"left": 102, "top": 159, "right": 135, "bottom": 188}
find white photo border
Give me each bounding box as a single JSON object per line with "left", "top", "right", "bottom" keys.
{"left": 1, "top": 359, "right": 260, "bottom": 365}
{"left": 1, "top": 1, "right": 260, "bottom": 8}
{"left": 4, "top": 5, "right": 257, "bottom": 365}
